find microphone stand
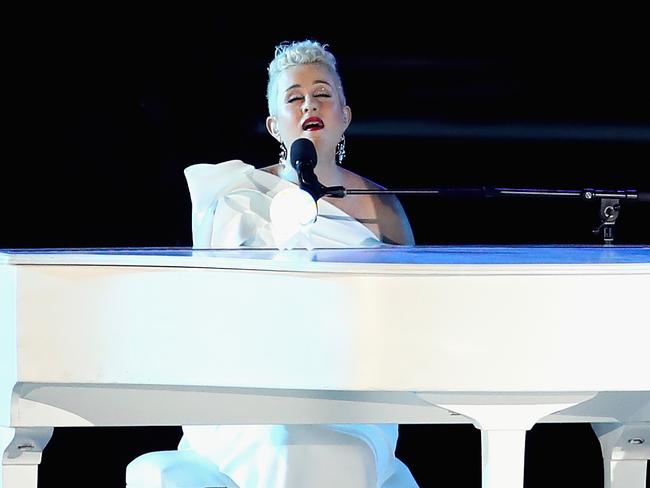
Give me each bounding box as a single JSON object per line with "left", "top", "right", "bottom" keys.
{"left": 321, "top": 185, "right": 647, "bottom": 244}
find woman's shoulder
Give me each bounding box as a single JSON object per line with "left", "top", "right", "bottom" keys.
{"left": 184, "top": 160, "right": 263, "bottom": 208}
{"left": 338, "top": 168, "right": 383, "bottom": 190}
{"left": 339, "top": 169, "right": 415, "bottom": 245}
{"left": 185, "top": 159, "right": 252, "bottom": 175}
{"left": 185, "top": 160, "right": 284, "bottom": 192}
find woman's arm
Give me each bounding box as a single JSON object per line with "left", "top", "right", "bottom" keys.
{"left": 375, "top": 193, "right": 415, "bottom": 245}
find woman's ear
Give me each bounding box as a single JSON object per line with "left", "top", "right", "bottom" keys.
{"left": 343, "top": 106, "right": 352, "bottom": 128}
{"left": 266, "top": 116, "right": 281, "bottom": 142}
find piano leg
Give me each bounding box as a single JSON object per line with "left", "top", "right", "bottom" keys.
{"left": 480, "top": 429, "right": 526, "bottom": 488}
{"left": 592, "top": 422, "right": 649, "bottom": 488}
{"left": 1, "top": 427, "right": 53, "bottom": 488}
{"left": 417, "top": 393, "right": 596, "bottom": 488}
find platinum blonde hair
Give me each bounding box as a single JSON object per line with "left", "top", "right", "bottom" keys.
{"left": 266, "top": 40, "right": 347, "bottom": 116}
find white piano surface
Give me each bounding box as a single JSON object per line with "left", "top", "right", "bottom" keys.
{"left": 1, "top": 246, "right": 649, "bottom": 487}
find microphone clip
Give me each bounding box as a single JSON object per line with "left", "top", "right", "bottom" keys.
{"left": 592, "top": 198, "right": 621, "bottom": 245}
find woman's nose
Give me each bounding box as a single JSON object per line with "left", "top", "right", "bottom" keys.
{"left": 302, "top": 97, "right": 318, "bottom": 113}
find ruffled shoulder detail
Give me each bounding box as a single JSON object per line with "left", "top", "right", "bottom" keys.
{"left": 184, "top": 161, "right": 252, "bottom": 246}
{"left": 185, "top": 161, "right": 380, "bottom": 249}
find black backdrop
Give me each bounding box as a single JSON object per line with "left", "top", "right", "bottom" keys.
{"left": 5, "top": 11, "right": 649, "bottom": 488}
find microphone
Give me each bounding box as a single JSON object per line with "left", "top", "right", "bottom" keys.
{"left": 268, "top": 138, "right": 321, "bottom": 244}
{"left": 289, "top": 138, "right": 329, "bottom": 201}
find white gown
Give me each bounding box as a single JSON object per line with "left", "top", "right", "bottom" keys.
{"left": 185, "top": 160, "right": 381, "bottom": 249}
{"left": 180, "top": 160, "right": 418, "bottom": 488}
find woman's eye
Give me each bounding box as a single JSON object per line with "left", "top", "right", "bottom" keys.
{"left": 315, "top": 93, "right": 331, "bottom": 98}
{"left": 287, "top": 96, "right": 303, "bottom": 103}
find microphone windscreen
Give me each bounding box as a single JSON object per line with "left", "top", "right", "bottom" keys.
{"left": 290, "top": 138, "right": 317, "bottom": 169}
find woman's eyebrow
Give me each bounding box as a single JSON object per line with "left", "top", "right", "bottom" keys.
{"left": 284, "top": 80, "right": 332, "bottom": 93}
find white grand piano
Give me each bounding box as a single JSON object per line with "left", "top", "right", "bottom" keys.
{"left": 1, "top": 246, "right": 649, "bottom": 488}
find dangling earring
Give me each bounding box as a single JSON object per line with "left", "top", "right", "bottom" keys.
{"left": 279, "top": 141, "right": 287, "bottom": 166}
{"left": 335, "top": 135, "right": 346, "bottom": 165}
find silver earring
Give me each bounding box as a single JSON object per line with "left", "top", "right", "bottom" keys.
{"left": 279, "top": 141, "right": 287, "bottom": 166}
{"left": 335, "top": 135, "right": 346, "bottom": 165}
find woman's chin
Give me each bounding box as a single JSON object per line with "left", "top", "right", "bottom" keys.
{"left": 301, "top": 131, "right": 334, "bottom": 149}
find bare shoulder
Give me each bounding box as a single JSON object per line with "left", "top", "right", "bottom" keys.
{"left": 342, "top": 169, "right": 416, "bottom": 246}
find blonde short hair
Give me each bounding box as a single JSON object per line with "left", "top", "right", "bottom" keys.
{"left": 266, "top": 40, "right": 347, "bottom": 116}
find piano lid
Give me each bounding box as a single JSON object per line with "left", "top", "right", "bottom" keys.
{"left": 1, "top": 246, "right": 650, "bottom": 274}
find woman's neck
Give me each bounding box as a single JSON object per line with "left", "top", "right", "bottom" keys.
{"left": 279, "top": 158, "right": 345, "bottom": 187}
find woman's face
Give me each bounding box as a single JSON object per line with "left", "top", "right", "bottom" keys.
{"left": 267, "top": 63, "right": 351, "bottom": 163}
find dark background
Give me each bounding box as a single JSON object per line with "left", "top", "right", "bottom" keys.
{"left": 4, "top": 10, "right": 649, "bottom": 488}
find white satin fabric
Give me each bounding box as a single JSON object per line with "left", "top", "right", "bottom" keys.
{"left": 185, "top": 160, "right": 381, "bottom": 249}
{"left": 180, "top": 161, "right": 418, "bottom": 488}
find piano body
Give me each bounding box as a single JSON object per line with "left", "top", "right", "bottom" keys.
{"left": 1, "top": 246, "right": 649, "bottom": 488}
